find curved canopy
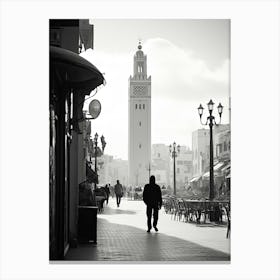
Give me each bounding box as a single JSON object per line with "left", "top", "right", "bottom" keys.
{"left": 50, "top": 46, "right": 104, "bottom": 92}
{"left": 86, "top": 164, "right": 98, "bottom": 184}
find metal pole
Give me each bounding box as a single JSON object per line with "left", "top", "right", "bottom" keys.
{"left": 173, "top": 151, "right": 176, "bottom": 196}
{"left": 209, "top": 117, "right": 214, "bottom": 200}
{"left": 94, "top": 142, "right": 97, "bottom": 191}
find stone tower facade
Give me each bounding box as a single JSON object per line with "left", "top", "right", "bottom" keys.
{"left": 128, "top": 42, "right": 151, "bottom": 187}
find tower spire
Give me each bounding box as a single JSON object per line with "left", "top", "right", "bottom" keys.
{"left": 134, "top": 40, "right": 146, "bottom": 78}
{"left": 138, "top": 40, "right": 142, "bottom": 50}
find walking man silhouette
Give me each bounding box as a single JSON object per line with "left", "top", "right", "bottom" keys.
{"left": 143, "top": 175, "right": 162, "bottom": 233}
{"left": 114, "top": 180, "right": 123, "bottom": 207}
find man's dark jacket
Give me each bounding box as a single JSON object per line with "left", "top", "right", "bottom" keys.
{"left": 143, "top": 183, "right": 162, "bottom": 208}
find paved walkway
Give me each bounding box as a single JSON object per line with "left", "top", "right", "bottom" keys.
{"left": 65, "top": 198, "right": 230, "bottom": 262}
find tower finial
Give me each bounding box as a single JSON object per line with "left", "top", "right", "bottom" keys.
{"left": 138, "top": 39, "right": 142, "bottom": 50}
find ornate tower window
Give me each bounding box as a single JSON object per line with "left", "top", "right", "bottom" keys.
{"left": 138, "top": 65, "right": 143, "bottom": 73}
{"left": 133, "top": 85, "right": 147, "bottom": 96}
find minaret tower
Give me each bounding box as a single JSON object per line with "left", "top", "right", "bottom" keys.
{"left": 128, "top": 42, "right": 151, "bottom": 187}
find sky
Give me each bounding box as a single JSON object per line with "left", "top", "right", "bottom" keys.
{"left": 81, "top": 19, "right": 230, "bottom": 160}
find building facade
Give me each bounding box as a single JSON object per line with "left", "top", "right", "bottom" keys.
{"left": 190, "top": 125, "right": 231, "bottom": 198}
{"left": 170, "top": 146, "right": 193, "bottom": 189}
{"left": 213, "top": 124, "right": 231, "bottom": 161}
{"left": 49, "top": 19, "right": 104, "bottom": 260}
{"left": 128, "top": 42, "right": 151, "bottom": 187}
{"left": 151, "top": 144, "right": 171, "bottom": 187}
{"left": 99, "top": 155, "right": 128, "bottom": 187}
{"left": 213, "top": 124, "right": 231, "bottom": 197}
{"left": 192, "top": 129, "right": 210, "bottom": 178}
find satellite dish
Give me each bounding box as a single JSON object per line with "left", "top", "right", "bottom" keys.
{"left": 89, "top": 99, "right": 101, "bottom": 119}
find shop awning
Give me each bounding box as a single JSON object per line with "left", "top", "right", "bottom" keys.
{"left": 50, "top": 46, "right": 105, "bottom": 92}
{"left": 203, "top": 172, "right": 210, "bottom": 178}
{"left": 190, "top": 176, "right": 201, "bottom": 183}
{"left": 214, "top": 162, "right": 225, "bottom": 171}
{"left": 221, "top": 163, "right": 231, "bottom": 172}
{"left": 86, "top": 164, "right": 98, "bottom": 184}
{"left": 203, "top": 162, "right": 226, "bottom": 178}
{"left": 203, "top": 171, "right": 225, "bottom": 178}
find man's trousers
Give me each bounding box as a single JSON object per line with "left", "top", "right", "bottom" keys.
{"left": 146, "top": 205, "right": 159, "bottom": 229}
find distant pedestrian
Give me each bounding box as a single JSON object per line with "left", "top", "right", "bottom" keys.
{"left": 143, "top": 175, "right": 162, "bottom": 233}
{"left": 114, "top": 180, "right": 123, "bottom": 207}
{"left": 104, "top": 184, "right": 110, "bottom": 204}
{"left": 109, "top": 184, "right": 114, "bottom": 198}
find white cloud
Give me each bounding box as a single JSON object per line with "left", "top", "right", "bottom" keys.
{"left": 144, "top": 38, "right": 229, "bottom": 101}
{"left": 80, "top": 38, "right": 230, "bottom": 159}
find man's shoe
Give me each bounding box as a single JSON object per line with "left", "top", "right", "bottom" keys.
{"left": 154, "top": 226, "right": 158, "bottom": 232}
{"left": 147, "top": 228, "right": 151, "bottom": 233}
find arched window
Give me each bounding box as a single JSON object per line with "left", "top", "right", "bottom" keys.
{"left": 139, "top": 104, "right": 141, "bottom": 109}
{"left": 135, "top": 104, "right": 137, "bottom": 109}
{"left": 139, "top": 121, "right": 141, "bottom": 126}
{"left": 143, "top": 104, "right": 145, "bottom": 109}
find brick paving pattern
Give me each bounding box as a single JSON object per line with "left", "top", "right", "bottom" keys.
{"left": 65, "top": 199, "right": 230, "bottom": 262}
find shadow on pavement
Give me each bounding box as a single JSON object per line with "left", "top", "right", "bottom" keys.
{"left": 195, "top": 223, "right": 227, "bottom": 228}
{"left": 65, "top": 218, "right": 230, "bottom": 262}
{"left": 100, "top": 205, "right": 137, "bottom": 215}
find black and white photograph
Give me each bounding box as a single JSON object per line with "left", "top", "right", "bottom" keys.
{"left": 49, "top": 18, "right": 231, "bottom": 262}
{"left": 1, "top": 0, "right": 280, "bottom": 279}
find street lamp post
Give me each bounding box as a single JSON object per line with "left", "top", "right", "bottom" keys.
{"left": 93, "top": 133, "right": 98, "bottom": 192}
{"left": 169, "top": 142, "right": 180, "bottom": 196}
{"left": 93, "top": 132, "right": 106, "bottom": 192}
{"left": 197, "top": 100, "right": 223, "bottom": 200}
